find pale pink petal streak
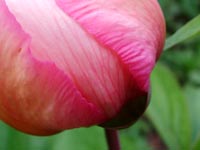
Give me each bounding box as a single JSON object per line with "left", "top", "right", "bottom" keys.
{"left": 0, "top": 0, "right": 110, "bottom": 135}
{"left": 0, "top": 0, "right": 165, "bottom": 135}
{"left": 56, "top": 0, "right": 166, "bottom": 91}
{"left": 5, "top": 0, "right": 130, "bottom": 117}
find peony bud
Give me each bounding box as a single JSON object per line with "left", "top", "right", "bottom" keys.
{"left": 0, "top": 0, "right": 165, "bottom": 135}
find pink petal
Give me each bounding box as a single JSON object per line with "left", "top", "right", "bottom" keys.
{"left": 1, "top": 0, "right": 165, "bottom": 134}
{"left": 5, "top": 0, "right": 133, "bottom": 117}
{"left": 0, "top": 0, "right": 109, "bottom": 135}
{"left": 56, "top": 0, "right": 166, "bottom": 91}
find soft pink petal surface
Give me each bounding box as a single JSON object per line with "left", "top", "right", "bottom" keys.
{"left": 1, "top": 0, "right": 105, "bottom": 135}
{"left": 0, "top": 0, "right": 165, "bottom": 135}
{"left": 5, "top": 0, "right": 132, "bottom": 116}
{"left": 0, "top": 0, "right": 138, "bottom": 135}
{"left": 56, "top": 0, "right": 166, "bottom": 90}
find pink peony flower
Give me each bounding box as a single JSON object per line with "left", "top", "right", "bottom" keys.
{"left": 0, "top": 0, "right": 165, "bottom": 135}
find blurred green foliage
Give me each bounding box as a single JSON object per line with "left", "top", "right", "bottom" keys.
{"left": 0, "top": 0, "right": 200, "bottom": 150}
{"left": 156, "top": 0, "right": 200, "bottom": 149}
{"left": 159, "top": 0, "right": 200, "bottom": 33}
{"left": 159, "top": 0, "right": 200, "bottom": 85}
{"left": 147, "top": 64, "right": 191, "bottom": 150}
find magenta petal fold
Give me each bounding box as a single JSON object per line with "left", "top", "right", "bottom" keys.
{"left": 0, "top": 0, "right": 165, "bottom": 135}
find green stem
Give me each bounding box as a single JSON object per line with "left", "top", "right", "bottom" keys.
{"left": 105, "top": 129, "right": 121, "bottom": 150}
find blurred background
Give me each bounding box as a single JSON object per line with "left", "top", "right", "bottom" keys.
{"left": 0, "top": 0, "right": 200, "bottom": 150}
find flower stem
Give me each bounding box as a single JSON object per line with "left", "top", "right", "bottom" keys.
{"left": 105, "top": 129, "right": 121, "bottom": 150}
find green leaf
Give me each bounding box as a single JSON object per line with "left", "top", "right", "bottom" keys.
{"left": 146, "top": 63, "right": 191, "bottom": 150}
{"left": 184, "top": 85, "right": 200, "bottom": 143}
{"left": 49, "top": 127, "right": 107, "bottom": 150}
{"left": 0, "top": 122, "right": 107, "bottom": 150}
{"left": 188, "top": 70, "right": 200, "bottom": 85}
{"left": 0, "top": 121, "right": 153, "bottom": 150}
{"left": 193, "top": 136, "right": 200, "bottom": 150}
{"left": 120, "top": 120, "right": 153, "bottom": 150}
{"left": 0, "top": 121, "right": 50, "bottom": 150}
{"left": 164, "top": 15, "right": 200, "bottom": 50}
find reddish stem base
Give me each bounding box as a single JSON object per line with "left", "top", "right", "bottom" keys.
{"left": 105, "top": 129, "right": 121, "bottom": 150}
